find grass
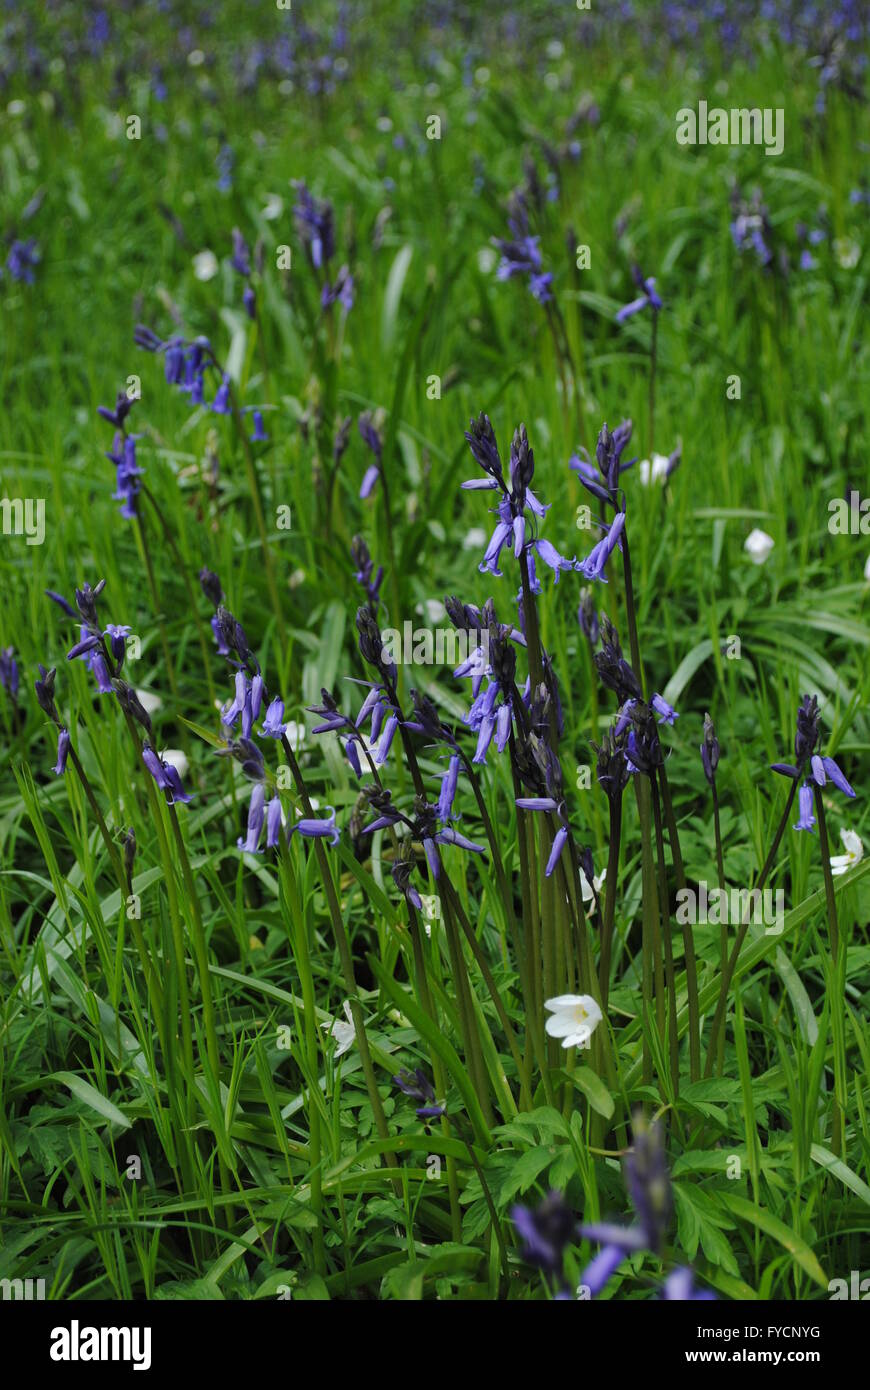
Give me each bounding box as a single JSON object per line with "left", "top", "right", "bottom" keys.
{"left": 0, "top": 1, "right": 868, "bottom": 1302}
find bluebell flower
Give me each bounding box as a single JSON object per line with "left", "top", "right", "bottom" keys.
{"left": 265, "top": 797, "right": 282, "bottom": 848}
{"left": 793, "top": 782, "right": 816, "bottom": 833}
{"left": 35, "top": 665, "right": 59, "bottom": 722}
{"left": 351, "top": 535, "right": 383, "bottom": 612}
{"left": 436, "top": 754, "right": 461, "bottom": 821}
{"left": 577, "top": 510, "right": 625, "bottom": 583}
{"left": 45, "top": 590, "right": 78, "bottom": 619}
{"left": 292, "top": 180, "right": 335, "bottom": 269}
{"left": 570, "top": 420, "right": 635, "bottom": 501}
{"left": 5, "top": 238, "right": 40, "bottom": 284}
{"left": 239, "top": 783, "right": 266, "bottom": 853}
{"left": 700, "top": 712, "right": 720, "bottom": 786}
{"left": 511, "top": 1191, "right": 577, "bottom": 1279}
{"left": 661, "top": 1268, "right": 716, "bottom": 1301}
{"left": 106, "top": 432, "right": 144, "bottom": 519}
{"left": 104, "top": 624, "right": 130, "bottom": 667}
{"left": 493, "top": 192, "right": 553, "bottom": 304}
{"left": 393, "top": 1068, "right": 444, "bottom": 1119}
{"left": 230, "top": 227, "right": 251, "bottom": 276}
{"left": 248, "top": 408, "right": 269, "bottom": 443}
{"left": 0, "top": 646, "right": 19, "bottom": 701}
{"left": 53, "top": 728, "right": 70, "bottom": 776}
{"left": 289, "top": 808, "right": 340, "bottom": 846}
{"left": 216, "top": 143, "right": 234, "bottom": 192}
{"left": 243, "top": 284, "right": 257, "bottom": 319}
{"left": 98, "top": 391, "right": 134, "bottom": 430}
{"left": 321, "top": 264, "right": 354, "bottom": 314}
{"left": 142, "top": 743, "right": 192, "bottom": 804}
{"left": 358, "top": 411, "right": 383, "bottom": 498}
{"left": 261, "top": 697, "right": 286, "bottom": 738}
{"left": 616, "top": 265, "right": 662, "bottom": 322}
{"left": 212, "top": 373, "right": 232, "bottom": 415}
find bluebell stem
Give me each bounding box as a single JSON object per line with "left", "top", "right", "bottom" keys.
{"left": 114, "top": 680, "right": 153, "bottom": 736}
{"left": 53, "top": 728, "right": 70, "bottom": 775}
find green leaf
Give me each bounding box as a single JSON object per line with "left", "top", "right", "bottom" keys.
{"left": 52, "top": 1073, "right": 131, "bottom": 1130}
{"left": 810, "top": 1145, "right": 870, "bottom": 1207}
{"left": 718, "top": 1191, "right": 828, "bottom": 1288}
{"left": 381, "top": 244, "right": 414, "bottom": 354}
{"left": 568, "top": 1066, "right": 615, "bottom": 1120}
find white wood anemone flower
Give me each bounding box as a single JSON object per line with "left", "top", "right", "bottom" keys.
{"left": 544, "top": 994, "right": 603, "bottom": 1050}
{"left": 580, "top": 864, "right": 606, "bottom": 912}
{"left": 744, "top": 527, "right": 774, "bottom": 564}
{"left": 321, "top": 1001, "right": 355, "bottom": 1057}
{"left": 830, "top": 828, "right": 863, "bottom": 877}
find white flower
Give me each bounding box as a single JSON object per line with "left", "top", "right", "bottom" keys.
{"left": 321, "top": 1001, "right": 355, "bottom": 1056}
{"left": 580, "top": 865, "right": 606, "bottom": 912}
{"left": 135, "top": 689, "right": 163, "bottom": 715}
{"left": 463, "top": 526, "right": 488, "bottom": 551}
{"left": 192, "top": 249, "right": 219, "bottom": 281}
{"left": 284, "top": 720, "right": 306, "bottom": 752}
{"left": 830, "top": 828, "right": 863, "bottom": 877}
{"left": 744, "top": 528, "right": 774, "bottom": 564}
{"left": 638, "top": 453, "right": 670, "bottom": 486}
{"left": 262, "top": 194, "right": 284, "bottom": 221}
{"left": 419, "top": 598, "right": 446, "bottom": 624}
{"left": 544, "top": 994, "right": 603, "bottom": 1050}
{"left": 864, "top": 554, "right": 870, "bottom": 584}
{"left": 834, "top": 237, "right": 860, "bottom": 270}
{"left": 160, "top": 749, "right": 188, "bottom": 779}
